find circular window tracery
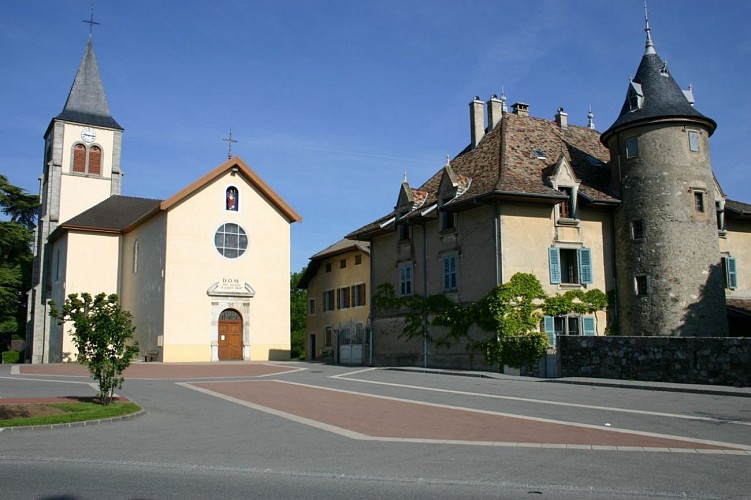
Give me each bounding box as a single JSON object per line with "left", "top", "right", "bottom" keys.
{"left": 215, "top": 223, "right": 248, "bottom": 258}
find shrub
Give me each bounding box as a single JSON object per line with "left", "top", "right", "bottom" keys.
{"left": 2, "top": 350, "right": 20, "bottom": 364}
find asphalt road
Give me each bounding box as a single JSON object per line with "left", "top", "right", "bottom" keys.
{"left": 1, "top": 362, "right": 749, "bottom": 499}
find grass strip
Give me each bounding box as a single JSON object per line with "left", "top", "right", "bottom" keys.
{"left": 0, "top": 402, "right": 141, "bottom": 427}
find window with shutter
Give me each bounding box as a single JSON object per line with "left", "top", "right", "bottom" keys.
{"left": 582, "top": 316, "right": 596, "bottom": 336}
{"left": 548, "top": 248, "right": 561, "bottom": 284}
{"left": 88, "top": 145, "right": 101, "bottom": 175}
{"left": 725, "top": 257, "right": 738, "bottom": 290}
{"left": 579, "top": 247, "right": 593, "bottom": 284}
{"left": 543, "top": 316, "right": 555, "bottom": 347}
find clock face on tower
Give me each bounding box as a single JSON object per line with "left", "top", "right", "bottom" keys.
{"left": 81, "top": 127, "right": 96, "bottom": 143}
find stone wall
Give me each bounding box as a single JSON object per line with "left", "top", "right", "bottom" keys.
{"left": 559, "top": 336, "right": 751, "bottom": 387}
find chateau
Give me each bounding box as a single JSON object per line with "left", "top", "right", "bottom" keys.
{"left": 347, "top": 16, "right": 750, "bottom": 368}
{"left": 26, "top": 39, "right": 300, "bottom": 363}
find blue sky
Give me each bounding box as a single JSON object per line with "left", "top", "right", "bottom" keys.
{"left": 2, "top": 1, "right": 749, "bottom": 272}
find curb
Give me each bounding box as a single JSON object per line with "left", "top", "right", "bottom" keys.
{"left": 0, "top": 408, "right": 145, "bottom": 433}
{"left": 385, "top": 367, "right": 750, "bottom": 398}
{"left": 543, "top": 379, "right": 751, "bottom": 398}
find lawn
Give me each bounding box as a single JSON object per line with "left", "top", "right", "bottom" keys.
{"left": 0, "top": 402, "right": 141, "bottom": 427}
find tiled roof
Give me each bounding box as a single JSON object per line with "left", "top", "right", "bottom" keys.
{"left": 727, "top": 298, "right": 751, "bottom": 316}
{"left": 52, "top": 196, "right": 161, "bottom": 238}
{"left": 349, "top": 112, "right": 615, "bottom": 239}
{"left": 726, "top": 199, "right": 751, "bottom": 219}
{"left": 296, "top": 238, "right": 370, "bottom": 289}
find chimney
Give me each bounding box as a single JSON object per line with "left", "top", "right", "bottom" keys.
{"left": 470, "top": 96, "right": 485, "bottom": 148}
{"left": 555, "top": 107, "right": 568, "bottom": 129}
{"left": 512, "top": 102, "right": 529, "bottom": 117}
{"left": 487, "top": 95, "right": 503, "bottom": 131}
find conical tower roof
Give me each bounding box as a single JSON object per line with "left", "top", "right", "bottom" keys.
{"left": 56, "top": 39, "right": 122, "bottom": 130}
{"left": 601, "top": 26, "right": 715, "bottom": 144}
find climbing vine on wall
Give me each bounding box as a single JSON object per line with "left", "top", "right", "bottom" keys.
{"left": 373, "top": 272, "right": 608, "bottom": 369}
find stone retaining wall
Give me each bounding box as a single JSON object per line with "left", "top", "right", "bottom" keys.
{"left": 559, "top": 336, "right": 751, "bottom": 387}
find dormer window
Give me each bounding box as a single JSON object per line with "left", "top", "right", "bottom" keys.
{"left": 628, "top": 81, "right": 643, "bottom": 111}
{"left": 558, "top": 187, "right": 575, "bottom": 219}
{"left": 439, "top": 197, "right": 456, "bottom": 232}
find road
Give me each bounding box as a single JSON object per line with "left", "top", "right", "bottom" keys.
{"left": 1, "top": 362, "right": 749, "bottom": 499}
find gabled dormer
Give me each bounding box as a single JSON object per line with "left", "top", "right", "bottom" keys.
{"left": 548, "top": 154, "right": 581, "bottom": 222}
{"left": 394, "top": 179, "right": 426, "bottom": 242}
{"left": 437, "top": 161, "right": 471, "bottom": 232}
{"left": 437, "top": 161, "right": 472, "bottom": 202}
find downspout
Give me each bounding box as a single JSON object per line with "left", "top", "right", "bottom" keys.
{"left": 494, "top": 202, "right": 502, "bottom": 285}
{"left": 609, "top": 209, "right": 619, "bottom": 333}
{"left": 368, "top": 242, "right": 374, "bottom": 366}
{"left": 422, "top": 222, "right": 429, "bottom": 368}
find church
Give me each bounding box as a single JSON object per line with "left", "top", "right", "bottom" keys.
{"left": 26, "top": 38, "right": 301, "bottom": 364}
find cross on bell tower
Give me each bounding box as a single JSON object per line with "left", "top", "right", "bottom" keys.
{"left": 82, "top": 3, "right": 100, "bottom": 37}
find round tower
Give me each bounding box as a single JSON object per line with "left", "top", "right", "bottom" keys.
{"left": 600, "top": 15, "right": 728, "bottom": 336}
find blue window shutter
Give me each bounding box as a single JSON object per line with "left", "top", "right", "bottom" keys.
{"left": 582, "top": 316, "right": 596, "bottom": 336}
{"left": 543, "top": 316, "right": 555, "bottom": 347}
{"left": 549, "top": 247, "right": 561, "bottom": 284}
{"left": 579, "top": 247, "right": 593, "bottom": 284}
{"left": 727, "top": 257, "right": 738, "bottom": 290}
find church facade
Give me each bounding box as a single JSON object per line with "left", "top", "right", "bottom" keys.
{"left": 27, "top": 40, "right": 300, "bottom": 363}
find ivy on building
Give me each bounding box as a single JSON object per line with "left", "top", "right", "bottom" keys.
{"left": 373, "top": 272, "right": 608, "bottom": 369}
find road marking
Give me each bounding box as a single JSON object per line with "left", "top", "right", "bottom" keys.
{"left": 0, "top": 376, "right": 94, "bottom": 385}
{"left": 332, "top": 371, "right": 751, "bottom": 426}
{"left": 179, "top": 380, "right": 751, "bottom": 453}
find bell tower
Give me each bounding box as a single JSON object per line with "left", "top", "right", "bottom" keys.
{"left": 601, "top": 10, "right": 728, "bottom": 336}
{"left": 27, "top": 37, "right": 124, "bottom": 363}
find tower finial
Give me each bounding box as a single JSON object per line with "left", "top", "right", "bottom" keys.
{"left": 403, "top": 172, "right": 408, "bottom": 183}
{"left": 83, "top": 1, "right": 100, "bottom": 39}
{"left": 644, "top": 1, "right": 656, "bottom": 55}
{"left": 500, "top": 86, "right": 508, "bottom": 113}
{"left": 587, "top": 105, "right": 595, "bottom": 130}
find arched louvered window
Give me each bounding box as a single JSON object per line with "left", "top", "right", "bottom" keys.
{"left": 88, "top": 146, "right": 102, "bottom": 175}
{"left": 73, "top": 144, "right": 86, "bottom": 173}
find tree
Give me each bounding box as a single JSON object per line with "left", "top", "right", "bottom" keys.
{"left": 0, "top": 175, "right": 37, "bottom": 350}
{"left": 290, "top": 268, "right": 307, "bottom": 359}
{"left": 49, "top": 293, "right": 139, "bottom": 405}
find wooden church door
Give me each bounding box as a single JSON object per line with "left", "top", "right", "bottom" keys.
{"left": 218, "top": 309, "right": 243, "bottom": 360}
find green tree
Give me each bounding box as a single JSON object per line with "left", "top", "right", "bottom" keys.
{"left": 290, "top": 268, "right": 307, "bottom": 359}
{"left": 0, "top": 175, "right": 38, "bottom": 350}
{"left": 49, "top": 293, "right": 139, "bottom": 405}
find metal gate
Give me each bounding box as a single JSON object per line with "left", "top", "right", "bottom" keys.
{"left": 337, "top": 321, "right": 368, "bottom": 365}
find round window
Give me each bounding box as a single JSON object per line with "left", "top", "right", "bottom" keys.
{"left": 215, "top": 223, "right": 248, "bottom": 258}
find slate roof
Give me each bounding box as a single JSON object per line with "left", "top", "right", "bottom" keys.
{"left": 348, "top": 112, "right": 615, "bottom": 239}
{"left": 51, "top": 196, "right": 161, "bottom": 239}
{"left": 56, "top": 40, "right": 122, "bottom": 130}
{"left": 296, "top": 238, "right": 370, "bottom": 289}
{"left": 601, "top": 41, "right": 715, "bottom": 143}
